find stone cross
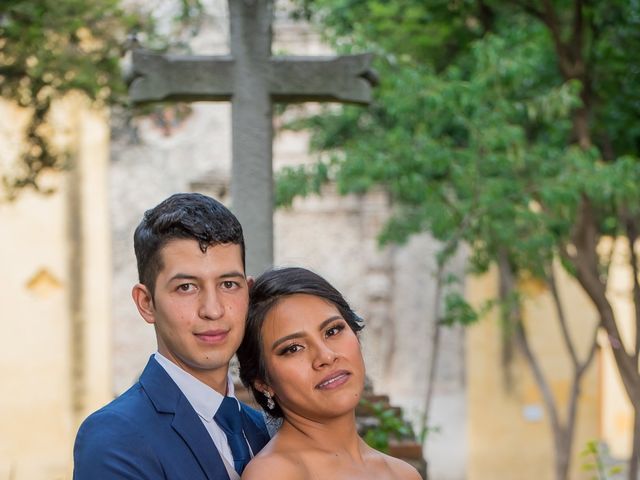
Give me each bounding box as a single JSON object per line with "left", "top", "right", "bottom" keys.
{"left": 128, "top": 0, "right": 376, "bottom": 275}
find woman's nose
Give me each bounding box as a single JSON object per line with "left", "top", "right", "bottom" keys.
{"left": 312, "top": 342, "right": 338, "bottom": 369}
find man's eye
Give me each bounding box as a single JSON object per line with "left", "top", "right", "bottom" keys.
{"left": 222, "top": 280, "right": 238, "bottom": 289}
{"left": 177, "top": 283, "right": 195, "bottom": 292}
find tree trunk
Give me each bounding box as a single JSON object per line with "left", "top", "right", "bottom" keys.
{"left": 629, "top": 411, "right": 640, "bottom": 480}
{"left": 553, "top": 429, "right": 571, "bottom": 480}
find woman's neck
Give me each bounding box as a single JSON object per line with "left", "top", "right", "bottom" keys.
{"left": 280, "top": 411, "right": 366, "bottom": 460}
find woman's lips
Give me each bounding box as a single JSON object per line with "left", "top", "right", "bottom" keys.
{"left": 316, "top": 370, "right": 351, "bottom": 390}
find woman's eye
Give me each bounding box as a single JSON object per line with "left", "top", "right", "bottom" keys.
{"left": 326, "top": 324, "right": 345, "bottom": 337}
{"left": 281, "top": 344, "right": 303, "bottom": 355}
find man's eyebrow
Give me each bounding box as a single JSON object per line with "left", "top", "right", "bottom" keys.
{"left": 167, "top": 271, "right": 245, "bottom": 282}
{"left": 167, "top": 273, "right": 197, "bottom": 282}
{"left": 219, "top": 271, "right": 245, "bottom": 279}
{"left": 271, "top": 315, "right": 343, "bottom": 351}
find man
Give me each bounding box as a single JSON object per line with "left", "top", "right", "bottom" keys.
{"left": 73, "top": 193, "right": 270, "bottom": 479}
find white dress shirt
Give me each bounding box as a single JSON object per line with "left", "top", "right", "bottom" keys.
{"left": 154, "top": 352, "right": 249, "bottom": 468}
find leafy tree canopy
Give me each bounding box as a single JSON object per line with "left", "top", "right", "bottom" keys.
{"left": 280, "top": 5, "right": 640, "bottom": 476}
{"left": 280, "top": 4, "right": 640, "bottom": 475}
{"left": 281, "top": 0, "right": 640, "bottom": 283}
{"left": 0, "top": 0, "right": 202, "bottom": 199}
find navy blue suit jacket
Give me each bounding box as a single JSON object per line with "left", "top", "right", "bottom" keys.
{"left": 73, "top": 357, "right": 270, "bottom": 479}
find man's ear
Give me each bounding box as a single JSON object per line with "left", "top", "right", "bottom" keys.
{"left": 132, "top": 283, "right": 156, "bottom": 325}
{"left": 247, "top": 276, "right": 255, "bottom": 289}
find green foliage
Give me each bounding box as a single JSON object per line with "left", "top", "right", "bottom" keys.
{"left": 0, "top": 0, "right": 137, "bottom": 196}
{"left": 279, "top": 0, "right": 640, "bottom": 328}
{"left": 275, "top": 160, "right": 330, "bottom": 207}
{"left": 441, "top": 292, "right": 478, "bottom": 326}
{"left": 580, "top": 440, "right": 623, "bottom": 480}
{"left": 360, "top": 399, "right": 416, "bottom": 453}
{"left": 291, "top": 0, "right": 483, "bottom": 71}
{"left": 0, "top": 0, "right": 203, "bottom": 199}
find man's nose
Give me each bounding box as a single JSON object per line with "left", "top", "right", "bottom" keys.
{"left": 199, "top": 290, "right": 224, "bottom": 319}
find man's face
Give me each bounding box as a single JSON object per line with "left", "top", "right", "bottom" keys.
{"left": 138, "top": 239, "right": 248, "bottom": 392}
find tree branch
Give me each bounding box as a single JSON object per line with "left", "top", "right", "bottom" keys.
{"left": 577, "top": 323, "right": 600, "bottom": 378}
{"left": 569, "top": 0, "right": 584, "bottom": 63}
{"left": 498, "top": 252, "right": 561, "bottom": 430}
{"left": 599, "top": 235, "right": 616, "bottom": 292}
{"left": 517, "top": 315, "right": 563, "bottom": 429}
{"left": 475, "top": 0, "right": 496, "bottom": 33}
{"left": 540, "top": 0, "right": 573, "bottom": 76}
{"left": 623, "top": 213, "right": 640, "bottom": 361}
{"left": 563, "top": 321, "right": 599, "bottom": 480}
{"left": 510, "top": 0, "right": 545, "bottom": 21}
{"left": 561, "top": 197, "right": 640, "bottom": 410}
{"left": 547, "top": 266, "right": 580, "bottom": 368}
{"left": 421, "top": 261, "right": 444, "bottom": 436}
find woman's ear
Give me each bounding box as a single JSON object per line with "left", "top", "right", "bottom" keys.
{"left": 253, "top": 380, "right": 272, "bottom": 396}
{"left": 132, "top": 283, "right": 156, "bottom": 325}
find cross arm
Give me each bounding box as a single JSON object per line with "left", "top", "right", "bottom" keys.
{"left": 269, "top": 53, "right": 377, "bottom": 105}
{"left": 128, "top": 50, "right": 234, "bottom": 104}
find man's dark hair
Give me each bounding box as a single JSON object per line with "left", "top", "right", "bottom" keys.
{"left": 237, "top": 267, "right": 364, "bottom": 418}
{"left": 133, "top": 192, "right": 245, "bottom": 298}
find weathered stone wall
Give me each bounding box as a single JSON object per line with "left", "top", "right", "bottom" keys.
{"left": 110, "top": 2, "right": 233, "bottom": 393}
{"left": 110, "top": 99, "right": 233, "bottom": 392}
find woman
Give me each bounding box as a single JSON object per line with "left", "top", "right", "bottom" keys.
{"left": 237, "top": 267, "right": 422, "bottom": 479}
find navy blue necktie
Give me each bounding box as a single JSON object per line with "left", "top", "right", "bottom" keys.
{"left": 214, "top": 396, "right": 251, "bottom": 474}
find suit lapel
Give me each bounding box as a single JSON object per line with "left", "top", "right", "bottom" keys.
{"left": 171, "top": 395, "right": 230, "bottom": 480}
{"left": 140, "top": 357, "right": 230, "bottom": 480}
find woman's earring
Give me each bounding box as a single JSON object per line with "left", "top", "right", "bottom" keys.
{"left": 264, "top": 391, "right": 275, "bottom": 410}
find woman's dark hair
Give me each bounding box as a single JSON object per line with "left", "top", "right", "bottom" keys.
{"left": 237, "top": 267, "right": 364, "bottom": 417}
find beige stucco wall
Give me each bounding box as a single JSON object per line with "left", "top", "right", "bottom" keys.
{"left": 0, "top": 184, "right": 72, "bottom": 479}
{"left": 0, "top": 97, "right": 112, "bottom": 480}
{"left": 466, "top": 264, "right": 600, "bottom": 480}
{"left": 602, "top": 343, "right": 632, "bottom": 458}
{"left": 600, "top": 238, "right": 635, "bottom": 459}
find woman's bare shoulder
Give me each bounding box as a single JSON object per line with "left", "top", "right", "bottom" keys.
{"left": 363, "top": 445, "right": 422, "bottom": 480}
{"left": 241, "top": 451, "right": 308, "bottom": 480}
{"left": 382, "top": 453, "right": 423, "bottom": 480}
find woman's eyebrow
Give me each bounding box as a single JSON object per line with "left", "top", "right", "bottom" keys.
{"left": 318, "top": 316, "right": 342, "bottom": 331}
{"left": 271, "top": 315, "right": 343, "bottom": 350}
{"left": 272, "top": 332, "right": 305, "bottom": 351}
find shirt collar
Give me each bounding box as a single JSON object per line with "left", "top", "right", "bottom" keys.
{"left": 154, "top": 352, "right": 236, "bottom": 422}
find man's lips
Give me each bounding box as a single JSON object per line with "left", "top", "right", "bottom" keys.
{"left": 194, "top": 330, "right": 228, "bottom": 343}
{"left": 315, "top": 370, "right": 351, "bottom": 390}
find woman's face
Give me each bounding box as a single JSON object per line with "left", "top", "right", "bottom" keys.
{"left": 259, "top": 293, "right": 365, "bottom": 422}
